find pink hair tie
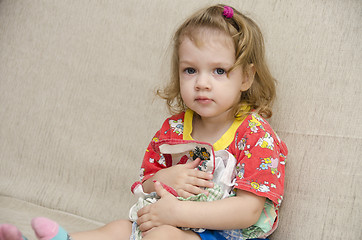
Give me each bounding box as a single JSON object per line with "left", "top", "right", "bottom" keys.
{"left": 223, "top": 6, "right": 234, "bottom": 19}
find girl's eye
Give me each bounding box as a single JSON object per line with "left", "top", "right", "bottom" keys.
{"left": 185, "top": 68, "right": 196, "bottom": 74}
{"left": 214, "top": 68, "right": 226, "bottom": 75}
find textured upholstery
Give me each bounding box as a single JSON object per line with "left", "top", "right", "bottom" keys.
{"left": 0, "top": 0, "right": 361, "bottom": 239}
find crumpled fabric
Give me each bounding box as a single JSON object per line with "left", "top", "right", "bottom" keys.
{"left": 129, "top": 141, "right": 276, "bottom": 240}
{"left": 129, "top": 147, "right": 238, "bottom": 240}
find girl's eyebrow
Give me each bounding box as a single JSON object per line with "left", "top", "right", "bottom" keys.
{"left": 179, "top": 60, "right": 232, "bottom": 67}
{"left": 179, "top": 60, "right": 190, "bottom": 64}
{"left": 179, "top": 59, "right": 194, "bottom": 64}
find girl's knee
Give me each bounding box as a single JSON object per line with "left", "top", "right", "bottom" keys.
{"left": 99, "top": 219, "right": 132, "bottom": 239}
{"left": 143, "top": 225, "right": 200, "bottom": 240}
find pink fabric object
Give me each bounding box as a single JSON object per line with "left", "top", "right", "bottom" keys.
{"left": 131, "top": 181, "right": 142, "bottom": 194}
{"left": 223, "top": 6, "right": 234, "bottom": 19}
{"left": 154, "top": 180, "right": 179, "bottom": 197}
{"left": 0, "top": 224, "right": 23, "bottom": 240}
{"left": 31, "top": 217, "right": 58, "bottom": 240}
{"left": 131, "top": 180, "right": 179, "bottom": 197}
{"left": 151, "top": 139, "right": 215, "bottom": 174}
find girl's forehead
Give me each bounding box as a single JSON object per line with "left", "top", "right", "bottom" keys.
{"left": 180, "top": 28, "right": 234, "bottom": 50}
{"left": 178, "top": 31, "right": 236, "bottom": 64}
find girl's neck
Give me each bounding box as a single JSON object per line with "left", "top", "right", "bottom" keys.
{"left": 191, "top": 111, "right": 235, "bottom": 145}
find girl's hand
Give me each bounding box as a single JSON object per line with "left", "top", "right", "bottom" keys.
{"left": 144, "top": 158, "right": 214, "bottom": 198}
{"left": 137, "top": 181, "right": 179, "bottom": 235}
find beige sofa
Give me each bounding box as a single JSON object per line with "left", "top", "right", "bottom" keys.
{"left": 1, "top": 0, "right": 361, "bottom": 239}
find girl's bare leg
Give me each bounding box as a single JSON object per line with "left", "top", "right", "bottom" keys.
{"left": 142, "top": 225, "right": 201, "bottom": 240}
{"left": 0, "top": 219, "right": 132, "bottom": 240}
{"left": 70, "top": 219, "right": 132, "bottom": 240}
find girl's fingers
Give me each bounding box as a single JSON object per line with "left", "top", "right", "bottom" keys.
{"left": 136, "top": 213, "right": 149, "bottom": 227}
{"left": 177, "top": 189, "right": 193, "bottom": 199}
{"left": 138, "top": 220, "right": 153, "bottom": 233}
{"left": 190, "top": 168, "right": 213, "bottom": 180}
{"left": 186, "top": 157, "right": 202, "bottom": 169}
{"left": 137, "top": 208, "right": 145, "bottom": 218}
{"left": 191, "top": 177, "right": 214, "bottom": 189}
{"left": 178, "top": 184, "right": 210, "bottom": 198}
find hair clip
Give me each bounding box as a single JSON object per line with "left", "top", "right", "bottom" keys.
{"left": 223, "top": 6, "right": 234, "bottom": 19}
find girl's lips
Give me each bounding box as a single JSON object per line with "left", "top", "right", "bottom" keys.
{"left": 195, "top": 97, "right": 212, "bottom": 104}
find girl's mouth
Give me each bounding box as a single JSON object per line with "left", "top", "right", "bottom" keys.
{"left": 196, "top": 97, "right": 212, "bottom": 104}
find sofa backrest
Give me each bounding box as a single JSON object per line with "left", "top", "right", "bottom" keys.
{"left": 0, "top": 1, "right": 361, "bottom": 239}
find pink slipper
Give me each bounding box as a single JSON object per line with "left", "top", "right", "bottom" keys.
{"left": 0, "top": 224, "right": 25, "bottom": 240}
{"left": 31, "top": 218, "right": 69, "bottom": 240}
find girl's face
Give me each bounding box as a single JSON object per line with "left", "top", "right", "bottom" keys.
{"left": 179, "top": 30, "right": 253, "bottom": 122}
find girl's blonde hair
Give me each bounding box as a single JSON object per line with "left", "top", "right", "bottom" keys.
{"left": 157, "top": 4, "right": 276, "bottom": 119}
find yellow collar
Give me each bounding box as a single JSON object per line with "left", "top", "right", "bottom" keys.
{"left": 183, "top": 109, "right": 247, "bottom": 151}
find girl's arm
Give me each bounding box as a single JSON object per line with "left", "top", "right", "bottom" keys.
{"left": 142, "top": 158, "right": 214, "bottom": 198}
{"left": 137, "top": 181, "right": 266, "bottom": 232}
{"left": 176, "top": 189, "right": 266, "bottom": 230}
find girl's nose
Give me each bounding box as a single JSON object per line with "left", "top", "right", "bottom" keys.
{"left": 195, "top": 73, "right": 211, "bottom": 90}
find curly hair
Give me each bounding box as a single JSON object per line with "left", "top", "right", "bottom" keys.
{"left": 157, "top": 4, "right": 276, "bottom": 119}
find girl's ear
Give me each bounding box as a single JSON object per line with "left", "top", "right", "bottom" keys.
{"left": 240, "top": 64, "right": 256, "bottom": 92}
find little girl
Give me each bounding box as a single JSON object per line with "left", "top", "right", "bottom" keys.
{"left": 0, "top": 4, "right": 287, "bottom": 240}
